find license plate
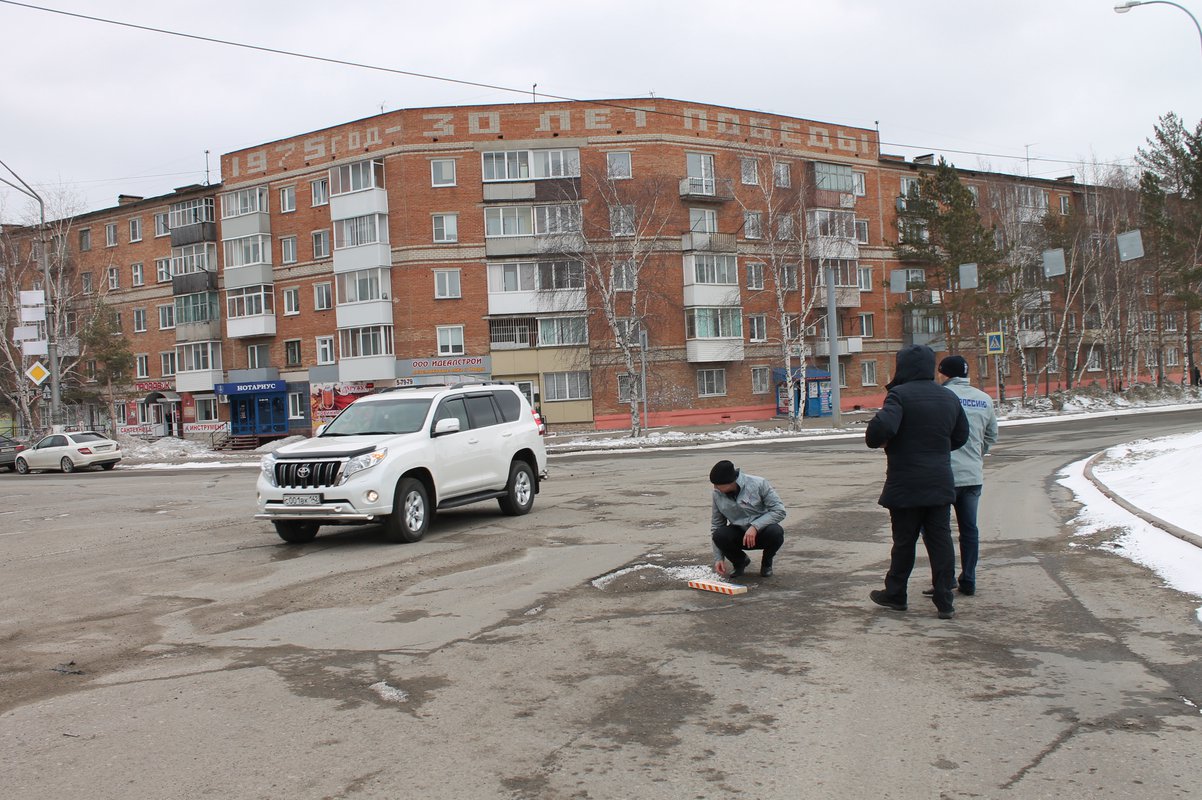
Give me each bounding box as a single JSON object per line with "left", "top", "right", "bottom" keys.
{"left": 283, "top": 494, "right": 322, "bottom": 506}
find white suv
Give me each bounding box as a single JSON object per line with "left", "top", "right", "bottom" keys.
{"left": 255, "top": 383, "right": 548, "bottom": 544}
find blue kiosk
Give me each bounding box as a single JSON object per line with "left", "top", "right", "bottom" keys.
{"left": 772, "top": 367, "right": 832, "bottom": 418}
{"left": 214, "top": 379, "right": 290, "bottom": 437}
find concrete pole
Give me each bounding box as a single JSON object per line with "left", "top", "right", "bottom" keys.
{"left": 825, "top": 263, "right": 842, "bottom": 427}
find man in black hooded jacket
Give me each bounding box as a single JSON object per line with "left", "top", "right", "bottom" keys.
{"left": 866, "top": 344, "right": 969, "bottom": 619}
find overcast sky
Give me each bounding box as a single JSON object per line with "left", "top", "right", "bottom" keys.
{"left": 2, "top": 0, "right": 1200, "bottom": 222}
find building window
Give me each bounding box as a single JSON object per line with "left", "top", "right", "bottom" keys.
{"left": 858, "top": 313, "right": 874, "bottom": 337}
{"left": 690, "top": 207, "right": 717, "bottom": 233}
{"left": 488, "top": 262, "right": 537, "bottom": 293}
{"left": 154, "top": 212, "right": 170, "bottom": 237}
{"left": 482, "top": 148, "right": 580, "bottom": 181}
{"left": 135, "top": 354, "right": 149, "bottom": 378}
{"left": 685, "top": 152, "right": 716, "bottom": 195}
{"left": 131, "top": 262, "right": 144, "bottom": 286}
{"left": 437, "top": 325, "right": 465, "bottom": 355}
{"left": 284, "top": 339, "right": 302, "bottom": 367}
{"left": 316, "top": 336, "right": 335, "bottom": 364}
{"left": 855, "top": 219, "right": 870, "bottom": 244}
{"left": 977, "top": 356, "right": 989, "bottom": 378}
{"left": 196, "top": 396, "right": 218, "bottom": 422}
{"left": 172, "top": 242, "right": 217, "bottom": 275}
{"left": 158, "top": 304, "right": 175, "bottom": 330}
{"left": 539, "top": 259, "right": 585, "bottom": 290}
{"left": 1086, "top": 349, "right": 1102, "bottom": 371}
{"left": 539, "top": 316, "right": 587, "bottom": 346}
{"left": 129, "top": 218, "right": 142, "bottom": 242}
{"left": 697, "top": 368, "right": 727, "bottom": 397}
{"left": 610, "top": 205, "right": 635, "bottom": 237}
{"left": 226, "top": 285, "right": 275, "bottom": 318}
{"left": 330, "top": 159, "right": 385, "bottom": 195}
{"left": 752, "top": 366, "right": 771, "bottom": 394}
{"left": 311, "top": 178, "right": 330, "bottom": 207}
{"left": 247, "top": 344, "right": 270, "bottom": 369}
{"left": 169, "top": 197, "right": 215, "bottom": 228}
{"left": 748, "top": 315, "right": 767, "bottom": 342}
{"left": 339, "top": 325, "right": 394, "bottom": 358}
{"left": 686, "top": 308, "right": 742, "bottom": 339}
{"left": 544, "top": 371, "right": 591, "bottom": 401}
{"left": 431, "top": 159, "right": 456, "bottom": 187}
{"left": 312, "top": 229, "right": 331, "bottom": 259}
{"left": 773, "top": 162, "right": 791, "bottom": 188}
{"left": 1060, "top": 195, "right": 1070, "bottom": 215}
{"left": 223, "top": 234, "right": 271, "bottom": 268}
{"left": 280, "top": 236, "right": 297, "bottom": 264}
{"left": 607, "top": 151, "right": 632, "bottom": 179}
{"left": 221, "top": 187, "right": 269, "bottom": 218}
{"left": 283, "top": 287, "right": 299, "bottom": 315}
{"left": 744, "top": 211, "right": 763, "bottom": 240}
{"left": 852, "top": 171, "right": 867, "bottom": 197}
{"left": 108, "top": 266, "right": 120, "bottom": 290}
{"left": 161, "top": 351, "right": 176, "bottom": 377}
{"left": 288, "top": 391, "right": 306, "bottom": 420}
{"left": 156, "top": 258, "right": 172, "bottom": 283}
{"left": 435, "top": 269, "right": 461, "bottom": 299}
{"left": 746, "top": 262, "right": 765, "bottom": 290}
{"left": 333, "top": 214, "right": 386, "bottom": 249}
{"left": 776, "top": 214, "right": 796, "bottom": 241}
{"left": 861, "top": 360, "right": 878, "bottom": 386}
{"left": 175, "top": 292, "right": 219, "bottom": 324}
{"left": 105, "top": 223, "right": 118, "bottom": 247}
{"left": 336, "top": 268, "right": 388, "bottom": 303}
{"left": 314, "top": 282, "right": 332, "bottom": 310}
{"left": 613, "top": 260, "right": 635, "bottom": 291}
{"left": 133, "top": 308, "right": 147, "bottom": 333}
{"left": 815, "top": 162, "right": 854, "bottom": 193}
{"left": 433, "top": 213, "right": 458, "bottom": 243}
{"left": 81, "top": 272, "right": 93, "bottom": 294}
{"left": 79, "top": 228, "right": 91, "bottom": 251}
{"left": 740, "top": 157, "right": 759, "bottom": 185}
{"left": 280, "top": 186, "right": 296, "bottom": 213}
{"left": 692, "top": 253, "right": 738, "bottom": 285}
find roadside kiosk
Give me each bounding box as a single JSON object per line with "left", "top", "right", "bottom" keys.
{"left": 772, "top": 367, "right": 832, "bottom": 418}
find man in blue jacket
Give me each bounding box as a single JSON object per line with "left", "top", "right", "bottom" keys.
{"left": 933, "top": 354, "right": 999, "bottom": 596}
{"left": 866, "top": 345, "right": 969, "bottom": 619}
{"left": 709, "top": 460, "right": 787, "bottom": 579}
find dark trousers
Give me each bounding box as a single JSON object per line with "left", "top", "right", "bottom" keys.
{"left": 952, "top": 485, "right": 982, "bottom": 590}
{"left": 882, "top": 505, "right": 955, "bottom": 612}
{"left": 712, "top": 523, "right": 784, "bottom": 568}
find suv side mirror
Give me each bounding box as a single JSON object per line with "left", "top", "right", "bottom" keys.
{"left": 433, "top": 418, "right": 461, "bottom": 436}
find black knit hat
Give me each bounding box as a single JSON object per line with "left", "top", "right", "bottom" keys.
{"left": 939, "top": 355, "right": 969, "bottom": 378}
{"left": 709, "top": 460, "right": 739, "bottom": 484}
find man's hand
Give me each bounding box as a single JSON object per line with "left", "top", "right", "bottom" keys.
{"left": 714, "top": 559, "right": 727, "bottom": 576}
{"left": 743, "top": 526, "right": 758, "bottom": 548}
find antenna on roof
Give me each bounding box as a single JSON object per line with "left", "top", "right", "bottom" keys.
{"left": 204, "top": 150, "right": 210, "bottom": 186}
{"left": 532, "top": 83, "right": 537, "bottom": 102}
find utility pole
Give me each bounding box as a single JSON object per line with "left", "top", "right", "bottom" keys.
{"left": 0, "top": 159, "right": 62, "bottom": 428}
{"left": 825, "top": 263, "right": 842, "bottom": 427}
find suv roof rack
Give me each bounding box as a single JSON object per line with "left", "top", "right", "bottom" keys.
{"left": 377, "top": 379, "right": 516, "bottom": 394}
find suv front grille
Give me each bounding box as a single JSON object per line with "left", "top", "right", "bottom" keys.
{"left": 276, "top": 460, "right": 342, "bottom": 488}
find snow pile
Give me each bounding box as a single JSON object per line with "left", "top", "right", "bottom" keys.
{"left": 120, "top": 436, "right": 228, "bottom": 461}
{"left": 254, "top": 435, "right": 306, "bottom": 453}
{"left": 1089, "top": 430, "right": 1202, "bottom": 535}
{"left": 368, "top": 681, "right": 409, "bottom": 703}
{"left": 592, "top": 563, "right": 717, "bottom": 590}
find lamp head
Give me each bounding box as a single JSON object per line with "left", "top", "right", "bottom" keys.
{"left": 1114, "top": 1, "right": 1140, "bottom": 12}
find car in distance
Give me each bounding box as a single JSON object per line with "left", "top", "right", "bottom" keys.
{"left": 255, "top": 382, "right": 549, "bottom": 544}
{"left": 0, "top": 434, "right": 27, "bottom": 471}
{"left": 14, "top": 431, "right": 122, "bottom": 474}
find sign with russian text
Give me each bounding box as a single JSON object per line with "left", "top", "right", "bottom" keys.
{"left": 396, "top": 356, "right": 491, "bottom": 378}
{"left": 214, "top": 380, "right": 287, "bottom": 395}
{"left": 183, "top": 422, "right": 230, "bottom": 434}
{"left": 136, "top": 380, "right": 175, "bottom": 392}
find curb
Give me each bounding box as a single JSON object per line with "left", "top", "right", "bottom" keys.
{"left": 1082, "top": 451, "right": 1202, "bottom": 550}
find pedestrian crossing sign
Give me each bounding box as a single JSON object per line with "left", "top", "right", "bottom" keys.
{"left": 986, "top": 332, "right": 1005, "bottom": 355}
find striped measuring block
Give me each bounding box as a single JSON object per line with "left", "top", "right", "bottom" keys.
{"left": 688, "top": 578, "right": 748, "bottom": 596}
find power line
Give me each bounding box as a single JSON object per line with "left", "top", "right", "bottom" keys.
{"left": 0, "top": 0, "right": 1141, "bottom": 174}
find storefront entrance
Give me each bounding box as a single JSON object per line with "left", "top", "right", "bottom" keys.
{"left": 216, "top": 380, "right": 289, "bottom": 437}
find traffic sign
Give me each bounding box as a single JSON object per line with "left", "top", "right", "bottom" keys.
{"left": 986, "top": 332, "right": 1005, "bottom": 355}
{"left": 25, "top": 361, "right": 49, "bottom": 386}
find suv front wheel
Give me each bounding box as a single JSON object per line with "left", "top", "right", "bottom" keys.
{"left": 384, "top": 477, "right": 430, "bottom": 543}
{"left": 498, "top": 460, "right": 535, "bottom": 516}
{"left": 274, "top": 520, "right": 319, "bottom": 544}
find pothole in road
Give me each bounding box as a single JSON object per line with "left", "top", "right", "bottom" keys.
{"left": 591, "top": 563, "right": 716, "bottom": 592}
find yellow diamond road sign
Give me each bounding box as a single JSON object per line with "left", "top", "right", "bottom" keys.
{"left": 26, "top": 361, "right": 49, "bottom": 386}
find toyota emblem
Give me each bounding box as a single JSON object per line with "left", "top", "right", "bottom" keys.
{"left": 296, "top": 465, "right": 311, "bottom": 478}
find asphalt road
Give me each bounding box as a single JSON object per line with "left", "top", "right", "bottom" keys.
{"left": 3, "top": 409, "right": 1202, "bottom": 799}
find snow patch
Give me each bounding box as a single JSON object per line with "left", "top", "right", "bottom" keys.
{"left": 369, "top": 681, "right": 408, "bottom": 703}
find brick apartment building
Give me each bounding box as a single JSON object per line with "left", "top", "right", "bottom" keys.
{"left": 7, "top": 97, "right": 1188, "bottom": 440}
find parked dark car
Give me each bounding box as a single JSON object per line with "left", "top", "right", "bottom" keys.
{"left": 0, "top": 434, "right": 27, "bottom": 471}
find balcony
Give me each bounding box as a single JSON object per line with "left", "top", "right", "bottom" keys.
{"left": 170, "top": 221, "right": 217, "bottom": 247}
{"left": 678, "top": 177, "right": 734, "bottom": 202}
{"left": 1016, "top": 330, "right": 1047, "bottom": 349}
{"left": 333, "top": 242, "right": 392, "bottom": 272}
{"left": 227, "top": 314, "right": 277, "bottom": 339}
{"left": 330, "top": 187, "right": 389, "bottom": 220}
{"left": 483, "top": 182, "right": 537, "bottom": 202}
{"left": 828, "top": 286, "right": 862, "bottom": 308}
{"left": 681, "top": 232, "right": 736, "bottom": 252}
{"left": 813, "top": 336, "right": 864, "bottom": 357}
{"left": 176, "top": 319, "right": 221, "bottom": 342}
{"left": 484, "top": 233, "right": 584, "bottom": 258}
{"left": 810, "top": 237, "right": 860, "bottom": 260}
{"left": 683, "top": 284, "right": 741, "bottom": 307}
{"left": 221, "top": 212, "right": 271, "bottom": 239}
{"left": 336, "top": 299, "right": 395, "bottom": 329}
{"left": 686, "top": 338, "right": 745, "bottom": 363}
{"left": 173, "top": 270, "right": 218, "bottom": 296}
{"left": 176, "top": 369, "right": 223, "bottom": 394}
{"left": 227, "top": 367, "right": 280, "bottom": 383}
{"left": 339, "top": 355, "right": 397, "bottom": 383}
{"left": 225, "top": 262, "right": 273, "bottom": 289}
{"left": 488, "top": 288, "right": 586, "bottom": 316}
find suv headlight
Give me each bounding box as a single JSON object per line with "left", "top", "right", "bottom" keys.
{"left": 339, "top": 448, "right": 387, "bottom": 485}
{"left": 260, "top": 453, "right": 278, "bottom": 487}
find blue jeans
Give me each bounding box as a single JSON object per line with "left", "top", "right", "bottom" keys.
{"left": 953, "top": 485, "right": 982, "bottom": 590}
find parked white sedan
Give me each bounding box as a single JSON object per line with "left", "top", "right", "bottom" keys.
{"left": 14, "top": 431, "right": 122, "bottom": 474}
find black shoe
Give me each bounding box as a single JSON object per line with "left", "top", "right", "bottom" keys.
{"left": 760, "top": 557, "right": 774, "bottom": 577}
{"left": 938, "top": 608, "right": 956, "bottom": 620}
{"left": 869, "top": 590, "right": 907, "bottom": 611}
{"left": 921, "top": 587, "right": 936, "bottom": 596}
{"left": 958, "top": 584, "right": 975, "bottom": 596}
{"left": 728, "top": 559, "right": 750, "bottom": 580}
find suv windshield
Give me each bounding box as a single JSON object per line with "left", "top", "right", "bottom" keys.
{"left": 321, "top": 398, "right": 433, "bottom": 436}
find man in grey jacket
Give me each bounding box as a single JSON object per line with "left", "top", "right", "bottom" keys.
{"left": 934, "top": 355, "right": 999, "bottom": 596}
{"left": 709, "top": 460, "right": 787, "bottom": 579}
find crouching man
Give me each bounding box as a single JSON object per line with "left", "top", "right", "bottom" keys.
{"left": 709, "top": 460, "right": 786, "bottom": 579}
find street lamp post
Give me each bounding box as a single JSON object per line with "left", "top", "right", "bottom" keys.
{"left": 1114, "top": 1, "right": 1202, "bottom": 56}
{"left": 0, "top": 160, "right": 62, "bottom": 428}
